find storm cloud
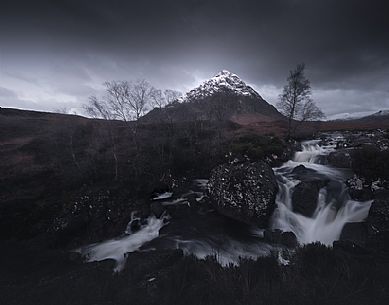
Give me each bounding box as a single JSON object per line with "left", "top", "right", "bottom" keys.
{"left": 1, "top": 0, "right": 388, "bottom": 117}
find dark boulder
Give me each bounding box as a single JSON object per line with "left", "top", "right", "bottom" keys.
{"left": 208, "top": 161, "right": 278, "bottom": 226}
{"left": 281, "top": 231, "right": 298, "bottom": 248}
{"left": 263, "top": 229, "right": 298, "bottom": 248}
{"left": 346, "top": 176, "right": 374, "bottom": 201}
{"left": 333, "top": 240, "right": 370, "bottom": 255}
{"left": 49, "top": 189, "right": 141, "bottom": 247}
{"left": 292, "top": 180, "right": 324, "bottom": 217}
{"left": 327, "top": 150, "right": 352, "bottom": 168}
{"left": 339, "top": 222, "right": 368, "bottom": 246}
{"left": 150, "top": 202, "right": 165, "bottom": 218}
{"left": 291, "top": 165, "right": 316, "bottom": 176}
{"left": 368, "top": 189, "right": 389, "bottom": 232}
{"left": 263, "top": 229, "right": 282, "bottom": 243}
{"left": 325, "top": 180, "right": 346, "bottom": 209}
{"left": 291, "top": 165, "right": 329, "bottom": 183}
{"left": 366, "top": 190, "right": 389, "bottom": 249}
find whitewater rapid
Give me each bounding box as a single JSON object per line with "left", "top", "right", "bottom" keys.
{"left": 79, "top": 135, "right": 372, "bottom": 270}
{"left": 272, "top": 139, "right": 372, "bottom": 245}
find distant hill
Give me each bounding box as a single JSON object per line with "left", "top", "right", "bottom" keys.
{"left": 141, "top": 70, "right": 284, "bottom": 124}
{"left": 319, "top": 109, "right": 389, "bottom": 131}
{"left": 358, "top": 110, "right": 389, "bottom": 121}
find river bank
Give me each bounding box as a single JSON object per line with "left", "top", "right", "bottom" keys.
{"left": 1, "top": 127, "right": 389, "bottom": 304}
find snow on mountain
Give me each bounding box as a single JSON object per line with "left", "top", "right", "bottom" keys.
{"left": 370, "top": 110, "right": 389, "bottom": 117}
{"left": 327, "top": 111, "right": 373, "bottom": 121}
{"left": 142, "top": 69, "right": 284, "bottom": 123}
{"left": 327, "top": 109, "right": 389, "bottom": 121}
{"left": 179, "top": 70, "right": 262, "bottom": 102}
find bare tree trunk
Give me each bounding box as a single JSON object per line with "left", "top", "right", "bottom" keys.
{"left": 112, "top": 142, "right": 118, "bottom": 181}
{"left": 108, "top": 126, "right": 119, "bottom": 181}
{"left": 69, "top": 133, "right": 81, "bottom": 171}
{"left": 287, "top": 116, "right": 292, "bottom": 139}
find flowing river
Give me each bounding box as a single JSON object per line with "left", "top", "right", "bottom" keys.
{"left": 79, "top": 134, "right": 372, "bottom": 271}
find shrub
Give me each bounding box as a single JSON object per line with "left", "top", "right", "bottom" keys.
{"left": 352, "top": 145, "right": 389, "bottom": 181}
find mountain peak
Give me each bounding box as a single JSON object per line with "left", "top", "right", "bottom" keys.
{"left": 214, "top": 70, "right": 236, "bottom": 77}
{"left": 371, "top": 109, "right": 389, "bottom": 117}
{"left": 180, "top": 70, "right": 261, "bottom": 102}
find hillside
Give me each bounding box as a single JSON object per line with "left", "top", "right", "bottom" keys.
{"left": 142, "top": 70, "right": 284, "bottom": 123}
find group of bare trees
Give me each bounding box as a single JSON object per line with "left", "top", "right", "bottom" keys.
{"left": 82, "top": 79, "right": 182, "bottom": 180}
{"left": 277, "top": 63, "right": 325, "bottom": 138}
{"left": 84, "top": 80, "right": 182, "bottom": 122}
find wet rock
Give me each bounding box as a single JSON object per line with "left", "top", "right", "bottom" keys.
{"left": 291, "top": 165, "right": 315, "bottom": 176}
{"left": 150, "top": 202, "right": 165, "bottom": 218}
{"left": 264, "top": 229, "right": 282, "bottom": 243}
{"left": 208, "top": 161, "right": 278, "bottom": 226}
{"left": 291, "top": 165, "right": 329, "bottom": 183}
{"left": 68, "top": 251, "right": 83, "bottom": 262}
{"left": 292, "top": 180, "right": 323, "bottom": 217}
{"left": 339, "top": 222, "right": 368, "bottom": 246}
{"left": 346, "top": 175, "right": 374, "bottom": 201}
{"left": 326, "top": 180, "right": 345, "bottom": 209}
{"left": 129, "top": 218, "right": 142, "bottom": 232}
{"left": 264, "top": 229, "right": 298, "bottom": 248}
{"left": 328, "top": 150, "right": 352, "bottom": 168}
{"left": 333, "top": 240, "right": 370, "bottom": 255}
{"left": 280, "top": 231, "right": 298, "bottom": 248}
{"left": 185, "top": 193, "right": 199, "bottom": 206}
{"left": 366, "top": 189, "right": 389, "bottom": 252}
{"left": 367, "top": 190, "right": 389, "bottom": 233}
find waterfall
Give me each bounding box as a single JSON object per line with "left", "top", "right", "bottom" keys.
{"left": 79, "top": 215, "right": 167, "bottom": 271}
{"left": 77, "top": 135, "right": 373, "bottom": 271}
{"left": 272, "top": 138, "right": 372, "bottom": 245}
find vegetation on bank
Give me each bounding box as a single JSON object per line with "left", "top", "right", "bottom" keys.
{"left": 352, "top": 145, "right": 389, "bottom": 181}
{"left": 0, "top": 109, "right": 286, "bottom": 245}
{"left": 1, "top": 240, "right": 388, "bottom": 305}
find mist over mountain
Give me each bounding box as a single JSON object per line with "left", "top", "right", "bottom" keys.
{"left": 1, "top": 0, "right": 388, "bottom": 116}
{"left": 1, "top": 1, "right": 389, "bottom": 305}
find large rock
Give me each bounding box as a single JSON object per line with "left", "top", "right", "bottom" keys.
{"left": 207, "top": 161, "right": 278, "bottom": 226}
{"left": 339, "top": 222, "right": 368, "bottom": 246}
{"left": 291, "top": 165, "right": 329, "bottom": 183}
{"left": 264, "top": 229, "right": 298, "bottom": 248}
{"left": 367, "top": 190, "right": 389, "bottom": 234}
{"left": 292, "top": 180, "right": 324, "bottom": 217}
{"left": 366, "top": 189, "right": 389, "bottom": 252}
{"left": 346, "top": 175, "right": 374, "bottom": 201}
{"left": 327, "top": 150, "right": 352, "bottom": 168}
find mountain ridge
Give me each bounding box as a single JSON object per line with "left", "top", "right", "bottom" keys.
{"left": 179, "top": 70, "right": 262, "bottom": 102}
{"left": 142, "top": 70, "right": 284, "bottom": 123}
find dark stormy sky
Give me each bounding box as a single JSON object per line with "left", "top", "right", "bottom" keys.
{"left": 1, "top": 0, "right": 388, "bottom": 119}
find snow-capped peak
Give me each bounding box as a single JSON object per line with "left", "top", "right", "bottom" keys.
{"left": 180, "top": 70, "right": 261, "bottom": 102}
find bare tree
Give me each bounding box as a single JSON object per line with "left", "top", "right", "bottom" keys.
{"left": 84, "top": 95, "right": 114, "bottom": 120}
{"left": 83, "top": 79, "right": 159, "bottom": 179}
{"left": 104, "top": 81, "right": 133, "bottom": 121}
{"left": 84, "top": 95, "right": 119, "bottom": 180}
{"left": 54, "top": 106, "right": 69, "bottom": 114}
{"left": 299, "top": 99, "right": 325, "bottom": 122}
{"left": 277, "top": 63, "right": 324, "bottom": 138}
{"left": 150, "top": 88, "right": 182, "bottom": 109}
{"left": 150, "top": 89, "right": 165, "bottom": 109}
{"left": 85, "top": 80, "right": 156, "bottom": 121}
{"left": 130, "top": 79, "right": 154, "bottom": 120}
{"left": 164, "top": 89, "right": 182, "bottom": 105}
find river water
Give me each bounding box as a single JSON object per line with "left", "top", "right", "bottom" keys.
{"left": 79, "top": 134, "right": 372, "bottom": 271}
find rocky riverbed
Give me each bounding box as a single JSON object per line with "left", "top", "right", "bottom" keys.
{"left": 1, "top": 129, "right": 389, "bottom": 305}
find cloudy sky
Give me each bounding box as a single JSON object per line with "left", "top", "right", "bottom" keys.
{"left": 1, "top": 0, "right": 388, "bottom": 119}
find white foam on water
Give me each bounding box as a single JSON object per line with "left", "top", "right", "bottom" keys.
{"left": 79, "top": 216, "right": 167, "bottom": 271}
{"left": 272, "top": 138, "right": 372, "bottom": 246}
